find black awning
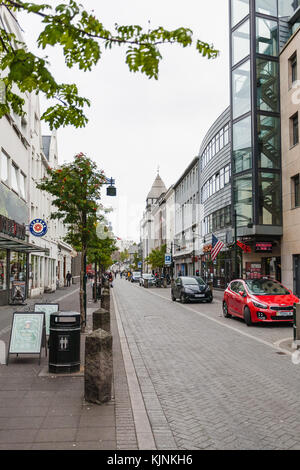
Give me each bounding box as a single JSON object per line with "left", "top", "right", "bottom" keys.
{"left": 0, "top": 235, "right": 48, "bottom": 253}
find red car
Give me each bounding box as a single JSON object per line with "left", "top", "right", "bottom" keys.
{"left": 223, "top": 278, "right": 299, "bottom": 326}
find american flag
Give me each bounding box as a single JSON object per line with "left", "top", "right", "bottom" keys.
{"left": 211, "top": 234, "right": 225, "bottom": 261}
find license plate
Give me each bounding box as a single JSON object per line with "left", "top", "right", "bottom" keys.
{"left": 195, "top": 294, "right": 205, "bottom": 298}
{"left": 276, "top": 311, "right": 292, "bottom": 316}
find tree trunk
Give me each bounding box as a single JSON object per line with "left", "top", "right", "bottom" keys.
{"left": 80, "top": 248, "right": 86, "bottom": 332}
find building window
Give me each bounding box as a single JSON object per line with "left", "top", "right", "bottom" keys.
{"left": 232, "top": 59, "right": 251, "bottom": 119}
{"left": 231, "top": 0, "right": 249, "bottom": 28}
{"left": 291, "top": 113, "right": 299, "bottom": 147}
{"left": 292, "top": 174, "right": 300, "bottom": 208}
{"left": 257, "top": 115, "right": 280, "bottom": 168}
{"left": 232, "top": 115, "right": 252, "bottom": 173}
{"left": 256, "top": 0, "right": 277, "bottom": 16}
{"left": 19, "top": 173, "right": 26, "bottom": 200}
{"left": 258, "top": 172, "right": 281, "bottom": 225}
{"left": 234, "top": 172, "right": 253, "bottom": 227}
{"left": 232, "top": 19, "right": 250, "bottom": 66}
{"left": 1, "top": 151, "right": 9, "bottom": 184}
{"left": 257, "top": 59, "right": 279, "bottom": 113}
{"left": 11, "top": 164, "right": 19, "bottom": 193}
{"left": 289, "top": 53, "right": 297, "bottom": 86}
{"left": 256, "top": 17, "right": 278, "bottom": 57}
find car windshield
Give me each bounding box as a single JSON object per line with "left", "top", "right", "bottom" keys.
{"left": 133, "top": 272, "right": 141, "bottom": 277}
{"left": 245, "top": 279, "right": 290, "bottom": 296}
{"left": 143, "top": 274, "right": 152, "bottom": 279}
{"left": 181, "top": 277, "right": 206, "bottom": 286}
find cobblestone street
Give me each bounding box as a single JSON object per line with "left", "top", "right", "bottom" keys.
{"left": 114, "top": 279, "right": 300, "bottom": 450}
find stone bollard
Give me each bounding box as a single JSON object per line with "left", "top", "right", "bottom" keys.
{"left": 163, "top": 278, "right": 167, "bottom": 288}
{"left": 144, "top": 279, "right": 149, "bottom": 288}
{"left": 93, "top": 308, "right": 110, "bottom": 333}
{"left": 84, "top": 329, "right": 113, "bottom": 404}
{"left": 101, "top": 291, "right": 110, "bottom": 311}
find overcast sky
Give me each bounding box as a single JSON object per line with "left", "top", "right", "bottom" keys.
{"left": 19, "top": 0, "right": 230, "bottom": 242}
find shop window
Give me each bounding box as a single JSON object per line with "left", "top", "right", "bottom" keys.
{"left": 10, "top": 252, "right": 26, "bottom": 289}
{"left": 0, "top": 250, "right": 7, "bottom": 290}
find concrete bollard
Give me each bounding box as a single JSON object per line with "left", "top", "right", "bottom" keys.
{"left": 101, "top": 292, "right": 110, "bottom": 311}
{"left": 93, "top": 308, "right": 110, "bottom": 333}
{"left": 163, "top": 278, "right": 167, "bottom": 288}
{"left": 144, "top": 279, "right": 149, "bottom": 288}
{"left": 84, "top": 329, "right": 113, "bottom": 404}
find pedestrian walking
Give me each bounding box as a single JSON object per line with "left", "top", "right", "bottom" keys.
{"left": 66, "top": 271, "right": 72, "bottom": 287}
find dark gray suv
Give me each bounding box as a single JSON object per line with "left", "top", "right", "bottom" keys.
{"left": 171, "top": 276, "right": 213, "bottom": 303}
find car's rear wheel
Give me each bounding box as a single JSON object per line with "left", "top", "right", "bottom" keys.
{"left": 244, "top": 306, "right": 253, "bottom": 326}
{"left": 223, "top": 301, "right": 231, "bottom": 318}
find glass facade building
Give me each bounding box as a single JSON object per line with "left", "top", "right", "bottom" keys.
{"left": 230, "top": 0, "right": 285, "bottom": 233}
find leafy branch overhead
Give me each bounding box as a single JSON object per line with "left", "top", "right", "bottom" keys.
{"left": 0, "top": 0, "right": 219, "bottom": 129}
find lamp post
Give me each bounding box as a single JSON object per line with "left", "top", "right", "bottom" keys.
{"left": 83, "top": 176, "right": 117, "bottom": 323}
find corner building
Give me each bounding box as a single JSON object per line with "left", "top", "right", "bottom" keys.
{"left": 229, "top": 0, "right": 298, "bottom": 281}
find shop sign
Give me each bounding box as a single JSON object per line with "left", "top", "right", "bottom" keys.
{"left": 255, "top": 242, "right": 272, "bottom": 253}
{"left": 29, "top": 219, "right": 48, "bottom": 237}
{"left": 0, "top": 215, "right": 26, "bottom": 240}
{"left": 246, "top": 262, "right": 262, "bottom": 279}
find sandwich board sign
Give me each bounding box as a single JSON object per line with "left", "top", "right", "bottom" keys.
{"left": 34, "top": 303, "right": 59, "bottom": 336}
{"left": 7, "top": 312, "right": 46, "bottom": 365}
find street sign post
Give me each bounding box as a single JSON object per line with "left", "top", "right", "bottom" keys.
{"left": 165, "top": 254, "right": 172, "bottom": 266}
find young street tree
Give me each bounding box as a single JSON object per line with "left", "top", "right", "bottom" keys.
{"left": 36, "top": 152, "right": 107, "bottom": 330}
{"left": 0, "top": 0, "right": 219, "bottom": 129}
{"left": 145, "top": 244, "right": 167, "bottom": 273}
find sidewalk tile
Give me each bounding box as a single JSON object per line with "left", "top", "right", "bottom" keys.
{"left": 35, "top": 428, "right": 77, "bottom": 443}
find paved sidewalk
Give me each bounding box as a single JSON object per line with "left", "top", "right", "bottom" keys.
{"left": 0, "top": 283, "right": 139, "bottom": 450}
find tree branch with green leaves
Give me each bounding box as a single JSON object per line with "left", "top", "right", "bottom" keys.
{"left": 0, "top": 0, "right": 219, "bottom": 129}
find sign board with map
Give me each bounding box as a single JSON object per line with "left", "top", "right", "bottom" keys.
{"left": 7, "top": 312, "right": 46, "bottom": 365}
{"left": 34, "top": 303, "right": 59, "bottom": 336}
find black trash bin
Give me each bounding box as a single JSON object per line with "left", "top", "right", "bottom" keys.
{"left": 49, "top": 311, "right": 81, "bottom": 373}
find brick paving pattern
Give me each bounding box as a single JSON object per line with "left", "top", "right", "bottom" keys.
{"left": 114, "top": 279, "right": 300, "bottom": 450}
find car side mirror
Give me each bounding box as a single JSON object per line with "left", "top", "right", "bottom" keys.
{"left": 238, "top": 291, "right": 246, "bottom": 297}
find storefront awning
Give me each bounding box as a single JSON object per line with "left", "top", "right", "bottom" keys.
{"left": 0, "top": 234, "right": 49, "bottom": 253}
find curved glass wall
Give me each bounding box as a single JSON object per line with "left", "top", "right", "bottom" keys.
{"left": 231, "top": 0, "right": 249, "bottom": 28}
{"left": 232, "top": 116, "right": 252, "bottom": 173}
{"left": 232, "top": 19, "right": 250, "bottom": 65}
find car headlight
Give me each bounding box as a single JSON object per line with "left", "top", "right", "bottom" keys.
{"left": 252, "top": 300, "right": 268, "bottom": 309}
{"left": 184, "top": 288, "right": 194, "bottom": 294}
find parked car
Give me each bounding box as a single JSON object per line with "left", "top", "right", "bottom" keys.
{"left": 171, "top": 276, "right": 213, "bottom": 303}
{"left": 223, "top": 278, "right": 299, "bottom": 326}
{"left": 131, "top": 271, "right": 142, "bottom": 283}
{"left": 139, "top": 273, "right": 155, "bottom": 287}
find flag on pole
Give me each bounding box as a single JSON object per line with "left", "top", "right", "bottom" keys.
{"left": 211, "top": 234, "right": 225, "bottom": 261}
